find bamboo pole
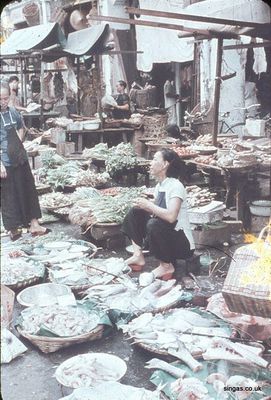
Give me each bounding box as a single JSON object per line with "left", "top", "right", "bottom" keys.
{"left": 212, "top": 37, "right": 223, "bottom": 146}
{"left": 125, "top": 7, "right": 264, "bottom": 29}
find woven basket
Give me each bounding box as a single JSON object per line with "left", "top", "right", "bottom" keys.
{"left": 17, "top": 324, "right": 104, "bottom": 353}
{"left": 142, "top": 114, "right": 167, "bottom": 139}
{"left": 5, "top": 276, "right": 43, "bottom": 291}
{"left": 222, "top": 226, "right": 271, "bottom": 318}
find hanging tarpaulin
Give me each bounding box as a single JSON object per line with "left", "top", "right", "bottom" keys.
{"left": 136, "top": 0, "right": 194, "bottom": 72}
{"left": 178, "top": 0, "right": 271, "bottom": 37}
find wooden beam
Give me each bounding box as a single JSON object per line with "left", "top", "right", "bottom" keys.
{"left": 223, "top": 41, "right": 271, "bottom": 50}
{"left": 86, "top": 14, "right": 211, "bottom": 36}
{"left": 126, "top": 7, "right": 265, "bottom": 29}
{"left": 212, "top": 37, "right": 223, "bottom": 146}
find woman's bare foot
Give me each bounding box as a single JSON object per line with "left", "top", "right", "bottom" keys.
{"left": 153, "top": 262, "right": 175, "bottom": 280}
{"left": 29, "top": 218, "right": 47, "bottom": 235}
{"left": 126, "top": 254, "right": 145, "bottom": 268}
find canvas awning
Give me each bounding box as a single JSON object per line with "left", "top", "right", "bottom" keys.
{"left": 63, "top": 24, "right": 109, "bottom": 56}
{"left": 0, "top": 22, "right": 109, "bottom": 59}
{"left": 0, "top": 23, "right": 66, "bottom": 57}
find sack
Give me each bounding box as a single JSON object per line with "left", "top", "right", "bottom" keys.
{"left": 101, "top": 95, "right": 117, "bottom": 109}
{"left": 222, "top": 226, "right": 271, "bottom": 318}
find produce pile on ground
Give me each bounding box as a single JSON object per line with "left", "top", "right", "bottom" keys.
{"left": 186, "top": 186, "right": 216, "bottom": 208}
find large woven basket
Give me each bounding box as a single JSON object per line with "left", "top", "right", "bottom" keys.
{"left": 5, "top": 276, "right": 43, "bottom": 291}
{"left": 17, "top": 324, "right": 104, "bottom": 353}
{"left": 222, "top": 226, "right": 271, "bottom": 318}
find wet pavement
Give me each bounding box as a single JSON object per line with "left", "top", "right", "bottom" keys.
{"left": 1, "top": 220, "right": 237, "bottom": 400}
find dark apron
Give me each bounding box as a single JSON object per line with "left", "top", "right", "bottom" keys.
{"left": 1, "top": 112, "right": 28, "bottom": 167}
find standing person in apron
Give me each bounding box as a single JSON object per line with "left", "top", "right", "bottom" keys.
{"left": 0, "top": 81, "right": 51, "bottom": 241}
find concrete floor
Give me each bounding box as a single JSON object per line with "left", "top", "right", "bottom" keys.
{"left": 1, "top": 220, "right": 241, "bottom": 400}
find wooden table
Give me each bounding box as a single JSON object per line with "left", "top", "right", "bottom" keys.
{"left": 22, "top": 111, "right": 60, "bottom": 128}
{"left": 184, "top": 159, "right": 260, "bottom": 225}
{"left": 66, "top": 128, "right": 135, "bottom": 152}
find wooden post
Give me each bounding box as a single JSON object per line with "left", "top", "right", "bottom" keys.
{"left": 23, "top": 57, "right": 27, "bottom": 107}
{"left": 20, "top": 57, "right": 24, "bottom": 106}
{"left": 76, "top": 57, "right": 81, "bottom": 114}
{"left": 95, "top": 55, "right": 103, "bottom": 129}
{"left": 212, "top": 37, "right": 223, "bottom": 146}
{"left": 40, "top": 58, "right": 45, "bottom": 128}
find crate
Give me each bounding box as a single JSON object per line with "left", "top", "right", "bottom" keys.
{"left": 188, "top": 208, "right": 224, "bottom": 224}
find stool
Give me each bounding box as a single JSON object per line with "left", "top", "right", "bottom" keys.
{"left": 174, "top": 252, "right": 202, "bottom": 278}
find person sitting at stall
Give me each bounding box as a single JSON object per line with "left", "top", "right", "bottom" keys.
{"left": 8, "top": 76, "right": 27, "bottom": 112}
{"left": 122, "top": 148, "right": 195, "bottom": 280}
{"left": 0, "top": 80, "right": 51, "bottom": 241}
{"left": 112, "top": 80, "right": 131, "bottom": 119}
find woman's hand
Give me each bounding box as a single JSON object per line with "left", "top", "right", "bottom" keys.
{"left": 1, "top": 162, "right": 7, "bottom": 179}
{"left": 134, "top": 197, "right": 154, "bottom": 213}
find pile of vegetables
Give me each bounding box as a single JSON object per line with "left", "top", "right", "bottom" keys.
{"left": 69, "top": 187, "right": 145, "bottom": 228}
{"left": 40, "top": 150, "right": 66, "bottom": 169}
{"left": 82, "top": 143, "right": 109, "bottom": 160}
{"left": 40, "top": 192, "right": 74, "bottom": 209}
{"left": 105, "top": 143, "right": 138, "bottom": 177}
{"left": 46, "top": 162, "right": 81, "bottom": 189}
{"left": 76, "top": 171, "right": 110, "bottom": 187}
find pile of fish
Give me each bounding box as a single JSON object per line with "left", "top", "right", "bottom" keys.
{"left": 148, "top": 357, "right": 269, "bottom": 400}
{"left": 22, "top": 240, "right": 94, "bottom": 265}
{"left": 121, "top": 309, "right": 268, "bottom": 371}
{"left": 18, "top": 305, "right": 99, "bottom": 337}
{"left": 59, "top": 382, "right": 164, "bottom": 400}
{"left": 49, "top": 258, "right": 128, "bottom": 287}
{"left": 84, "top": 278, "right": 184, "bottom": 314}
{"left": 1, "top": 253, "right": 45, "bottom": 286}
{"left": 55, "top": 355, "right": 123, "bottom": 388}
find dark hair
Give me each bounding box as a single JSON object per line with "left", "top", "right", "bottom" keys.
{"left": 165, "top": 124, "right": 180, "bottom": 139}
{"left": 8, "top": 76, "right": 19, "bottom": 84}
{"left": 118, "top": 80, "right": 127, "bottom": 89}
{"left": 159, "top": 148, "right": 182, "bottom": 179}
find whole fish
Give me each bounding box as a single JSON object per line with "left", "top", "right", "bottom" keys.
{"left": 145, "top": 358, "right": 186, "bottom": 379}
{"left": 212, "top": 338, "right": 268, "bottom": 368}
{"left": 168, "top": 340, "right": 203, "bottom": 372}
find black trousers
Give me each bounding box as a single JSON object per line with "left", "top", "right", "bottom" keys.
{"left": 1, "top": 161, "right": 42, "bottom": 231}
{"left": 122, "top": 207, "right": 193, "bottom": 263}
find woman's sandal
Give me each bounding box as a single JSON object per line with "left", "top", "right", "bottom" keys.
{"left": 10, "top": 230, "right": 22, "bottom": 241}
{"left": 31, "top": 228, "right": 52, "bottom": 237}
{"left": 130, "top": 264, "right": 144, "bottom": 272}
